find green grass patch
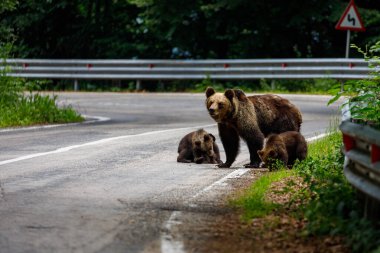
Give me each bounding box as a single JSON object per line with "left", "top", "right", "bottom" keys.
{"left": 307, "top": 132, "right": 342, "bottom": 158}
{"left": 1, "top": 49, "right": 84, "bottom": 127}
{"left": 232, "top": 169, "right": 294, "bottom": 220}
{"left": 0, "top": 93, "right": 84, "bottom": 128}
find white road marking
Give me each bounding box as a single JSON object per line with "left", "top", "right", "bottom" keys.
{"left": 306, "top": 133, "right": 330, "bottom": 142}
{"left": 160, "top": 211, "right": 185, "bottom": 253}
{"left": 191, "top": 168, "right": 251, "bottom": 200}
{"left": 0, "top": 115, "right": 110, "bottom": 133}
{"left": 0, "top": 124, "right": 215, "bottom": 166}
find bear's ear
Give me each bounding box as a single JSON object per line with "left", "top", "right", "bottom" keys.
{"left": 206, "top": 87, "right": 215, "bottom": 98}
{"left": 208, "top": 133, "right": 216, "bottom": 142}
{"left": 234, "top": 89, "right": 248, "bottom": 102}
{"left": 224, "top": 89, "right": 235, "bottom": 101}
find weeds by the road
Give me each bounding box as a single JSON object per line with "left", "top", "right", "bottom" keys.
{"left": 1, "top": 45, "right": 83, "bottom": 127}
{"left": 0, "top": 92, "right": 83, "bottom": 127}
{"left": 234, "top": 132, "right": 380, "bottom": 253}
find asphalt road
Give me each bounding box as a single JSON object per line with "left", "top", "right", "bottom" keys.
{"left": 0, "top": 92, "right": 341, "bottom": 253}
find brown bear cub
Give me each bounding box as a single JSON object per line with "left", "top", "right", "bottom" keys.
{"left": 177, "top": 129, "right": 222, "bottom": 164}
{"left": 258, "top": 131, "right": 307, "bottom": 170}
{"left": 205, "top": 87, "right": 302, "bottom": 168}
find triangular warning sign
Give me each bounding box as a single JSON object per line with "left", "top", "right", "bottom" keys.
{"left": 336, "top": 0, "right": 365, "bottom": 31}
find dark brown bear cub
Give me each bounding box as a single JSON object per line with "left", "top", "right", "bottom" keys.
{"left": 205, "top": 87, "right": 302, "bottom": 168}
{"left": 257, "top": 131, "right": 307, "bottom": 170}
{"left": 177, "top": 129, "right": 222, "bottom": 164}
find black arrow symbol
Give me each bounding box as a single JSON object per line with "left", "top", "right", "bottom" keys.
{"left": 347, "top": 14, "right": 356, "bottom": 26}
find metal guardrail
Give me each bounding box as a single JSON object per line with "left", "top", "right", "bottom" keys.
{"left": 1, "top": 58, "right": 373, "bottom": 90}
{"left": 340, "top": 120, "right": 380, "bottom": 220}
{"left": 3, "top": 58, "right": 372, "bottom": 79}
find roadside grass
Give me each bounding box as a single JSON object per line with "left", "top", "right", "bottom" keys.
{"left": 233, "top": 131, "right": 380, "bottom": 253}
{"left": 1, "top": 52, "right": 84, "bottom": 128}
{"left": 0, "top": 93, "right": 83, "bottom": 128}
{"left": 232, "top": 168, "right": 294, "bottom": 220}
{"left": 232, "top": 133, "right": 341, "bottom": 220}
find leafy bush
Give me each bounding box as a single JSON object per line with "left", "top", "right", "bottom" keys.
{"left": 294, "top": 133, "right": 380, "bottom": 253}
{"left": 329, "top": 41, "right": 380, "bottom": 127}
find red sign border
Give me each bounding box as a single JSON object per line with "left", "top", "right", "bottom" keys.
{"left": 335, "top": 0, "right": 365, "bottom": 32}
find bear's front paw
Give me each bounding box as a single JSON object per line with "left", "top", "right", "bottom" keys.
{"left": 215, "top": 159, "right": 223, "bottom": 165}
{"left": 244, "top": 162, "right": 260, "bottom": 168}
{"left": 194, "top": 157, "right": 204, "bottom": 164}
{"left": 218, "top": 163, "right": 231, "bottom": 168}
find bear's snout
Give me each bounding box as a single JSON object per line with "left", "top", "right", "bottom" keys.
{"left": 208, "top": 108, "right": 215, "bottom": 115}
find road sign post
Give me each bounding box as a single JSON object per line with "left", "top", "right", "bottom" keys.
{"left": 346, "top": 30, "right": 350, "bottom": 58}
{"left": 335, "top": 0, "right": 365, "bottom": 58}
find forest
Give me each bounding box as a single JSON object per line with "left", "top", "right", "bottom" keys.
{"left": 1, "top": 0, "right": 380, "bottom": 91}
{"left": 1, "top": 0, "right": 380, "bottom": 59}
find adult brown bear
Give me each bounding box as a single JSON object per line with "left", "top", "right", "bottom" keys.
{"left": 205, "top": 87, "right": 302, "bottom": 168}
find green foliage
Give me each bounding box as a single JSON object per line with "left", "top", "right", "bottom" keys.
{"left": 259, "top": 79, "right": 337, "bottom": 93}
{"left": 294, "top": 132, "right": 380, "bottom": 253}
{"left": 0, "top": 43, "right": 23, "bottom": 105}
{"left": 194, "top": 77, "right": 224, "bottom": 92}
{"left": 2, "top": 1, "right": 380, "bottom": 92}
{"left": 235, "top": 131, "right": 380, "bottom": 253}
{"left": 2, "top": 1, "right": 380, "bottom": 59}
{"left": 329, "top": 41, "right": 380, "bottom": 127}
{"left": 0, "top": 0, "right": 17, "bottom": 13}
{"left": 0, "top": 0, "right": 17, "bottom": 42}
{"left": 1, "top": 1, "right": 380, "bottom": 92}
{"left": 0, "top": 93, "right": 83, "bottom": 127}
{"left": 0, "top": 43, "right": 83, "bottom": 127}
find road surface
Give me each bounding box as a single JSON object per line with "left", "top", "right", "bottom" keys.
{"left": 0, "top": 92, "right": 340, "bottom": 253}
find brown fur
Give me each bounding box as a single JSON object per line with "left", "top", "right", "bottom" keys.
{"left": 177, "top": 129, "right": 222, "bottom": 164}
{"left": 258, "top": 131, "right": 307, "bottom": 169}
{"left": 205, "top": 87, "right": 302, "bottom": 168}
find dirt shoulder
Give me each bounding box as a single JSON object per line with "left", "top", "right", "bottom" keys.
{"left": 173, "top": 169, "right": 350, "bottom": 253}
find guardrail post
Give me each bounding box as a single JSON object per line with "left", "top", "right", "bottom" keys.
{"left": 271, "top": 80, "right": 276, "bottom": 90}
{"left": 136, "top": 80, "right": 141, "bottom": 91}
{"left": 158, "top": 81, "right": 165, "bottom": 91}
{"left": 74, "top": 79, "right": 79, "bottom": 91}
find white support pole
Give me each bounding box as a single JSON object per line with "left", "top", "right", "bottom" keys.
{"left": 345, "top": 30, "right": 351, "bottom": 58}
{"left": 136, "top": 80, "right": 141, "bottom": 90}
{"left": 74, "top": 79, "right": 79, "bottom": 91}
{"left": 342, "top": 30, "right": 351, "bottom": 92}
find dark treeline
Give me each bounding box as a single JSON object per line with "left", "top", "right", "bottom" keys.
{"left": 1, "top": 0, "right": 380, "bottom": 59}
{"left": 1, "top": 1, "right": 380, "bottom": 91}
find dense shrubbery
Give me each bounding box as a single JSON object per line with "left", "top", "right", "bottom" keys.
{"left": 295, "top": 134, "right": 380, "bottom": 253}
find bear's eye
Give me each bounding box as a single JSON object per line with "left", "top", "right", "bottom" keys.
{"left": 204, "top": 135, "right": 210, "bottom": 142}
{"left": 218, "top": 103, "right": 224, "bottom": 109}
